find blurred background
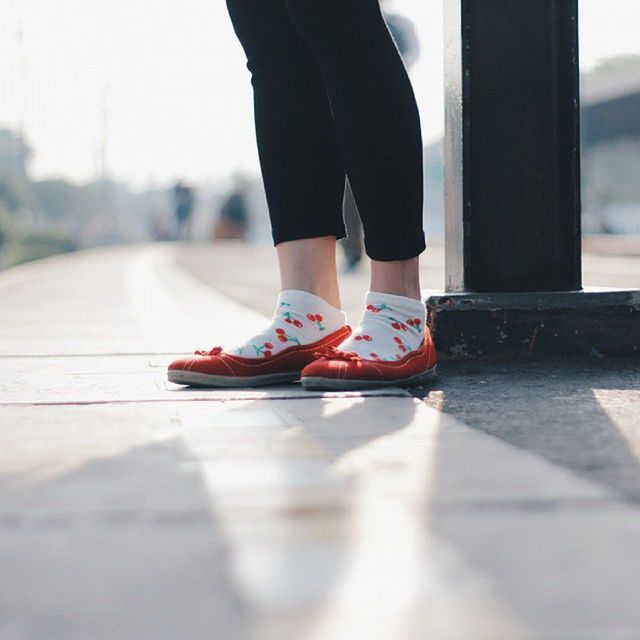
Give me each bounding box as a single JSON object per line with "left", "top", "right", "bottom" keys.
{"left": 1, "top": 0, "right": 639, "bottom": 268}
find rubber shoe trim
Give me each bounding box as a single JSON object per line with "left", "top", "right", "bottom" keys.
{"left": 167, "top": 325, "right": 351, "bottom": 387}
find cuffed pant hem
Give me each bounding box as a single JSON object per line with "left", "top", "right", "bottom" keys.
{"left": 364, "top": 230, "right": 427, "bottom": 261}
{"left": 273, "top": 225, "right": 348, "bottom": 247}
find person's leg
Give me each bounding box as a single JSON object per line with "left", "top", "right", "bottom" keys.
{"left": 277, "top": 236, "right": 341, "bottom": 309}
{"left": 225, "top": 0, "right": 347, "bottom": 255}
{"left": 369, "top": 257, "right": 420, "bottom": 300}
{"left": 220, "top": 1, "right": 348, "bottom": 358}
{"left": 284, "top": 0, "right": 426, "bottom": 267}
{"left": 284, "top": 0, "right": 427, "bottom": 361}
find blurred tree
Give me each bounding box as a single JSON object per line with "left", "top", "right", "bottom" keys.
{"left": 31, "top": 179, "right": 105, "bottom": 224}
{"left": 0, "top": 174, "right": 29, "bottom": 213}
{"left": 0, "top": 128, "right": 32, "bottom": 216}
{"left": 32, "top": 179, "right": 82, "bottom": 221}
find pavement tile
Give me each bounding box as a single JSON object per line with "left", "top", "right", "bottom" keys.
{"left": 432, "top": 505, "right": 640, "bottom": 639}
{"left": 2, "top": 244, "right": 640, "bottom": 640}
{"left": 0, "top": 354, "right": 410, "bottom": 404}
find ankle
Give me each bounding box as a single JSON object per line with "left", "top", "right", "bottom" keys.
{"left": 369, "top": 285, "right": 421, "bottom": 301}
{"left": 279, "top": 284, "right": 341, "bottom": 310}
{"left": 277, "top": 237, "right": 341, "bottom": 308}
{"left": 370, "top": 257, "right": 421, "bottom": 300}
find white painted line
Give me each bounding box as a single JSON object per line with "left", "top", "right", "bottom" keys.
{"left": 125, "top": 245, "right": 266, "bottom": 353}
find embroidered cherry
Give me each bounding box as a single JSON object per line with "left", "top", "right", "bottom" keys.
{"left": 367, "top": 303, "right": 392, "bottom": 313}
{"left": 282, "top": 311, "right": 299, "bottom": 325}
{"left": 306, "top": 312, "right": 325, "bottom": 331}
{"left": 274, "top": 327, "right": 300, "bottom": 345}
{"left": 388, "top": 315, "right": 408, "bottom": 331}
{"left": 393, "top": 336, "right": 408, "bottom": 352}
{"left": 253, "top": 340, "right": 276, "bottom": 357}
{"left": 370, "top": 352, "right": 380, "bottom": 360}
{"left": 406, "top": 318, "right": 423, "bottom": 333}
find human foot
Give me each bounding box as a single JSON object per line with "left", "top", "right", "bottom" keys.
{"left": 335, "top": 291, "right": 426, "bottom": 361}
{"left": 228, "top": 289, "right": 347, "bottom": 358}
{"left": 167, "top": 290, "right": 350, "bottom": 387}
{"left": 298, "top": 291, "right": 435, "bottom": 390}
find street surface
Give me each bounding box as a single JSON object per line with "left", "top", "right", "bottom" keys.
{"left": 1, "top": 242, "right": 639, "bottom": 640}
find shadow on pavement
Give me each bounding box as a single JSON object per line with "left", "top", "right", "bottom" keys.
{"left": 1, "top": 439, "right": 249, "bottom": 640}
{"left": 419, "top": 357, "right": 640, "bottom": 502}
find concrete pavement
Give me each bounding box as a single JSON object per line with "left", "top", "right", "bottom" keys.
{"left": 1, "top": 242, "right": 640, "bottom": 639}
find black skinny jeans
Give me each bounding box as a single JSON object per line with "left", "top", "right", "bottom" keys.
{"left": 225, "top": 0, "right": 426, "bottom": 261}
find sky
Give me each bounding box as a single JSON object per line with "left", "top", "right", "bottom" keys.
{"left": 1, "top": 0, "right": 639, "bottom": 188}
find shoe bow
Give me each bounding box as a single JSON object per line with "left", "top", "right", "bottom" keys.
{"left": 194, "top": 346, "right": 224, "bottom": 356}
{"left": 312, "top": 346, "right": 362, "bottom": 362}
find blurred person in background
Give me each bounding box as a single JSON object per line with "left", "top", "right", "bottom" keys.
{"left": 168, "top": 0, "right": 436, "bottom": 390}
{"left": 211, "top": 171, "right": 250, "bottom": 240}
{"left": 341, "top": 0, "right": 421, "bottom": 272}
{"left": 150, "top": 211, "right": 175, "bottom": 242}
{"left": 172, "top": 180, "right": 195, "bottom": 240}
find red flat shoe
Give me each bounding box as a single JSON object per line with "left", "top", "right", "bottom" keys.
{"left": 167, "top": 325, "right": 351, "bottom": 387}
{"left": 300, "top": 329, "right": 437, "bottom": 390}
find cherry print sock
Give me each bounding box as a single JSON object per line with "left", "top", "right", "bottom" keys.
{"left": 337, "top": 291, "right": 426, "bottom": 361}
{"left": 228, "top": 289, "right": 347, "bottom": 358}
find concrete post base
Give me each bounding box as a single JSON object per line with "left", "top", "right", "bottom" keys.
{"left": 425, "top": 288, "right": 640, "bottom": 360}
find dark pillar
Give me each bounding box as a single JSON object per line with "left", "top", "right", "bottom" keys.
{"left": 427, "top": 0, "right": 639, "bottom": 359}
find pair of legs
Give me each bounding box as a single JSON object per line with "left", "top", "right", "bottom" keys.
{"left": 225, "top": 0, "right": 426, "bottom": 305}
{"left": 279, "top": 236, "right": 420, "bottom": 309}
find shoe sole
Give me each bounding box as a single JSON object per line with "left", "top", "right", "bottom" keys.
{"left": 168, "top": 369, "right": 301, "bottom": 388}
{"left": 300, "top": 365, "right": 437, "bottom": 391}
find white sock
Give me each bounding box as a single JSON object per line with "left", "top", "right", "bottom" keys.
{"left": 337, "top": 291, "right": 426, "bottom": 361}
{"left": 229, "top": 289, "right": 347, "bottom": 358}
